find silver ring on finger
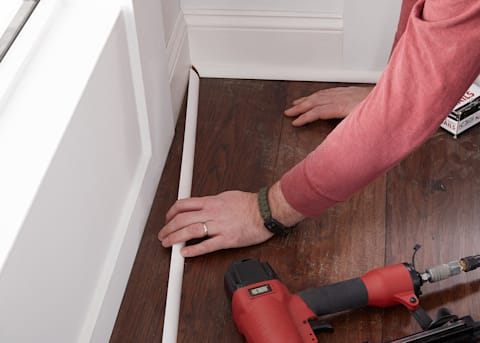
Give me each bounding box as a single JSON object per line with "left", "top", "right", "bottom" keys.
{"left": 202, "top": 222, "right": 209, "bottom": 237}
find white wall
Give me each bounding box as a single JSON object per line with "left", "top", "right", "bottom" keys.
{"left": 182, "top": 0, "right": 401, "bottom": 82}
{"left": 343, "top": 0, "right": 401, "bottom": 72}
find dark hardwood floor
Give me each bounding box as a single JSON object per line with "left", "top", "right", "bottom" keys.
{"left": 110, "top": 78, "right": 480, "bottom": 343}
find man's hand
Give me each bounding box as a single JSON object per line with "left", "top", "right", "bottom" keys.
{"left": 158, "top": 183, "right": 305, "bottom": 257}
{"left": 284, "top": 86, "right": 374, "bottom": 126}
{"left": 158, "top": 190, "right": 273, "bottom": 257}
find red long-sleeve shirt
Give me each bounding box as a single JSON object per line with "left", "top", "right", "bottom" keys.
{"left": 280, "top": 0, "right": 480, "bottom": 217}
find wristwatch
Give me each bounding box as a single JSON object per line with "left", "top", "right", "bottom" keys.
{"left": 258, "top": 186, "right": 295, "bottom": 236}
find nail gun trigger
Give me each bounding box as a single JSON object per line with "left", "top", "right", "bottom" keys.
{"left": 308, "top": 318, "right": 334, "bottom": 334}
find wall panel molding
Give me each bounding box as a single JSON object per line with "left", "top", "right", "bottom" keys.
{"left": 167, "top": 11, "right": 190, "bottom": 120}
{"left": 0, "top": 3, "right": 176, "bottom": 343}
{"left": 183, "top": 8, "right": 343, "bottom": 31}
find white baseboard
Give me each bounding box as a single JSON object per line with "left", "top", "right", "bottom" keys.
{"left": 194, "top": 62, "right": 381, "bottom": 83}
{"left": 167, "top": 12, "right": 191, "bottom": 121}
{"left": 184, "top": 9, "right": 381, "bottom": 83}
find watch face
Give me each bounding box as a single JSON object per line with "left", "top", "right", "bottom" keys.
{"left": 264, "top": 218, "right": 289, "bottom": 236}
{"left": 265, "top": 221, "right": 278, "bottom": 231}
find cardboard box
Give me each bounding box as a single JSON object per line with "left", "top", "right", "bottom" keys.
{"left": 441, "top": 83, "right": 480, "bottom": 138}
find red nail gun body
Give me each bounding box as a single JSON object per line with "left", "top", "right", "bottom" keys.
{"left": 225, "top": 256, "right": 480, "bottom": 343}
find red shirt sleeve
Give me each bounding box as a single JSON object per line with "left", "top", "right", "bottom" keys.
{"left": 391, "top": 0, "right": 417, "bottom": 53}
{"left": 280, "top": 0, "right": 480, "bottom": 218}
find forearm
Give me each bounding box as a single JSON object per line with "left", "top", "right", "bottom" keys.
{"left": 267, "top": 182, "right": 305, "bottom": 227}
{"left": 281, "top": 0, "right": 480, "bottom": 218}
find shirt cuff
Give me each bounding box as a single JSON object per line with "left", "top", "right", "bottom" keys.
{"left": 280, "top": 163, "right": 338, "bottom": 218}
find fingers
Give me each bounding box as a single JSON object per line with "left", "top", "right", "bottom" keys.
{"left": 165, "top": 197, "right": 206, "bottom": 222}
{"left": 292, "top": 97, "right": 307, "bottom": 106}
{"left": 160, "top": 220, "right": 221, "bottom": 257}
{"left": 180, "top": 236, "right": 224, "bottom": 257}
{"left": 159, "top": 199, "right": 206, "bottom": 244}
{"left": 291, "top": 112, "right": 314, "bottom": 127}
{"left": 284, "top": 98, "right": 314, "bottom": 117}
{"left": 162, "top": 198, "right": 211, "bottom": 243}
{"left": 160, "top": 196, "right": 217, "bottom": 246}
{"left": 163, "top": 209, "right": 208, "bottom": 235}
{"left": 284, "top": 86, "right": 374, "bottom": 125}
{"left": 290, "top": 103, "right": 342, "bottom": 126}
{"left": 285, "top": 90, "right": 332, "bottom": 117}
{"left": 285, "top": 93, "right": 337, "bottom": 120}
{"left": 160, "top": 222, "right": 210, "bottom": 248}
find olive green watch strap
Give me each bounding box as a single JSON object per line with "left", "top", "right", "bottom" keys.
{"left": 258, "top": 186, "right": 294, "bottom": 236}
{"left": 258, "top": 186, "right": 271, "bottom": 220}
